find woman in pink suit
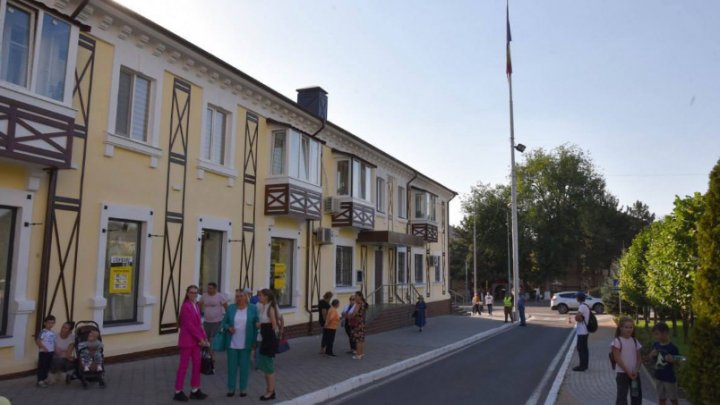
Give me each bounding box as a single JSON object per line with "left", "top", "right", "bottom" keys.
{"left": 173, "top": 285, "right": 209, "bottom": 402}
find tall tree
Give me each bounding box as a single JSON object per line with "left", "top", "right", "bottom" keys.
{"left": 618, "top": 226, "right": 653, "bottom": 317}
{"left": 687, "top": 160, "right": 720, "bottom": 403}
{"left": 516, "top": 145, "right": 634, "bottom": 288}
{"left": 645, "top": 193, "right": 704, "bottom": 338}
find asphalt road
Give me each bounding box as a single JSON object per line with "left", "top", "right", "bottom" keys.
{"left": 327, "top": 306, "right": 575, "bottom": 405}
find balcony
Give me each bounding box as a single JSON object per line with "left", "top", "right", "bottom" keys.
{"left": 411, "top": 220, "right": 438, "bottom": 242}
{"left": 331, "top": 199, "right": 375, "bottom": 230}
{"left": 0, "top": 93, "right": 74, "bottom": 168}
{"left": 264, "top": 180, "right": 322, "bottom": 220}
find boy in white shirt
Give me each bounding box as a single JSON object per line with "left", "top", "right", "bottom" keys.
{"left": 36, "top": 315, "right": 56, "bottom": 388}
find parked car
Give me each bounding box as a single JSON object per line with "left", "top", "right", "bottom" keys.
{"left": 550, "top": 291, "right": 604, "bottom": 314}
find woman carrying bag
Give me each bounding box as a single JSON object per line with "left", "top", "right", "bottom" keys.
{"left": 220, "top": 289, "right": 259, "bottom": 397}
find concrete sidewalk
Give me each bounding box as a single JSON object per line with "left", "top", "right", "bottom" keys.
{"left": 555, "top": 314, "right": 691, "bottom": 405}
{"left": 0, "top": 314, "right": 508, "bottom": 405}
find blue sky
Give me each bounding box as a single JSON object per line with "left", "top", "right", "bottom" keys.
{"left": 116, "top": 0, "right": 720, "bottom": 225}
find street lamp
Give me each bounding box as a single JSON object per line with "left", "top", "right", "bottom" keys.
{"left": 509, "top": 140, "right": 525, "bottom": 320}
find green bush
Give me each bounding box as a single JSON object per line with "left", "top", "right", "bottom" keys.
{"left": 686, "top": 160, "right": 720, "bottom": 404}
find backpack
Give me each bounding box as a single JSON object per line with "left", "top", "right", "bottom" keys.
{"left": 582, "top": 304, "right": 598, "bottom": 333}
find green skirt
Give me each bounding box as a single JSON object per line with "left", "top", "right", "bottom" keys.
{"left": 258, "top": 353, "right": 274, "bottom": 374}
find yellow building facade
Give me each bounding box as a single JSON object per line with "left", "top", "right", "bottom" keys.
{"left": 0, "top": 0, "right": 456, "bottom": 375}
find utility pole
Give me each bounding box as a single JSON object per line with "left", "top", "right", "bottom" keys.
{"left": 473, "top": 215, "right": 477, "bottom": 296}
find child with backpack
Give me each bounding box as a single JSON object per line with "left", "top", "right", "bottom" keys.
{"left": 611, "top": 316, "right": 643, "bottom": 405}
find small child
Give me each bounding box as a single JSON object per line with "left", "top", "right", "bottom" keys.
{"left": 36, "top": 315, "right": 56, "bottom": 388}
{"left": 649, "top": 322, "right": 680, "bottom": 405}
{"left": 322, "top": 299, "right": 341, "bottom": 357}
{"left": 78, "top": 330, "right": 104, "bottom": 372}
{"left": 611, "top": 316, "right": 643, "bottom": 405}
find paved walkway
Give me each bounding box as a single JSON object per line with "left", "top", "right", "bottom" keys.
{"left": 555, "top": 314, "right": 691, "bottom": 405}
{"left": 0, "top": 314, "right": 507, "bottom": 405}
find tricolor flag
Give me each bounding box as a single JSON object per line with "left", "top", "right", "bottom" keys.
{"left": 506, "top": 2, "right": 512, "bottom": 77}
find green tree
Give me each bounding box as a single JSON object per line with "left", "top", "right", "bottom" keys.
{"left": 687, "top": 160, "right": 720, "bottom": 404}
{"left": 618, "top": 226, "right": 653, "bottom": 319}
{"left": 645, "top": 193, "right": 704, "bottom": 339}
{"left": 516, "top": 145, "right": 639, "bottom": 289}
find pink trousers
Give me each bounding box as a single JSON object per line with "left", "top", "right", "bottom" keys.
{"left": 175, "top": 346, "right": 201, "bottom": 391}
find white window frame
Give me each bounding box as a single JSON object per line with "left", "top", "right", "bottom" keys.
{"left": 193, "top": 216, "right": 232, "bottom": 298}
{"left": 0, "top": 187, "right": 36, "bottom": 359}
{"left": 376, "top": 177, "right": 386, "bottom": 214}
{"left": 0, "top": 1, "right": 78, "bottom": 106}
{"left": 334, "top": 244, "right": 354, "bottom": 289}
{"left": 336, "top": 157, "right": 373, "bottom": 203}
{"left": 413, "top": 190, "right": 438, "bottom": 222}
{"left": 396, "top": 246, "right": 408, "bottom": 285}
{"left": 113, "top": 66, "right": 151, "bottom": 143}
{"left": 201, "top": 105, "right": 228, "bottom": 165}
{"left": 432, "top": 255, "right": 442, "bottom": 283}
{"left": 92, "top": 203, "right": 156, "bottom": 335}
{"left": 266, "top": 226, "right": 301, "bottom": 312}
{"left": 397, "top": 186, "right": 407, "bottom": 219}
{"left": 104, "top": 48, "right": 164, "bottom": 167}
{"left": 413, "top": 252, "right": 424, "bottom": 285}
{"left": 269, "top": 128, "right": 321, "bottom": 187}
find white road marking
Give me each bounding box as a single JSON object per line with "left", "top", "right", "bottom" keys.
{"left": 525, "top": 327, "right": 576, "bottom": 405}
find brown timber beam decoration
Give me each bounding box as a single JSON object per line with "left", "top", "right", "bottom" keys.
{"left": 158, "top": 78, "right": 191, "bottom": 335}
{"left": 239, "top": 112, "right": 259, "bottom": 290}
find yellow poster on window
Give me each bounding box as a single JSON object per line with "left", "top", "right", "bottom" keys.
{"left": 273, "top": 263, "right": 286, "bottom": 289}
{"left": 109, "top": 266, "right": 133, "bottom": 294}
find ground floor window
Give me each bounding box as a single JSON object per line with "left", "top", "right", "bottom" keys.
{"left": 397, "top": 248, "right": 407, "bottom": 284}
{"left": 432, "top": 255, "right": 441, "bottom": 282}
{"left": 0, "top": 206, "right": 16, "bottom": 336}
{"left": 103, "top": 219, "right": 141, "bottom": 324}
{"left": 270, "top": 237, "right": 294, "bottom": 307}
{"left": 414, "top": 253, "right": 424, "bottom": 284}
{"left": 335, "top": 245, "right": 353, "bottom": 287}
{"left": 200, "top": 229, "right": 223, "bottom": 292}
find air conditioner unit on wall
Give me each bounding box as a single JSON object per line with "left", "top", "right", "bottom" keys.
{"left": 316, "top": 227, "right": 333, "bottom": 245}
{"left": 323, "top": 197, "right": 341, "bottom": 214}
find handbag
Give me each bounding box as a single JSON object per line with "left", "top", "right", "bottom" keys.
{"left": 211, "top": 329, "right": 227, "bottom": 352}
{"left": 412, "top": 310, "right": 418, "bottom": 318}
{"left": 276, "top": 334, "right": 290, "bottom": 354}
{"left": 200, "top": 348, "right": 214, "bottom": 375}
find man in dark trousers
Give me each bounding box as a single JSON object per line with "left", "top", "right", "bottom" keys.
{"left": 503, "top": 290, "right": 514, "bottom": 323}
{"left": 572, "top": 292, "right": 590, "bottom": 371}
{"left": 318, "top": 291, "right": 333, "bottom": 354}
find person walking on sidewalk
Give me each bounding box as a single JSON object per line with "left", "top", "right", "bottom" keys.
{"left": 503, "top": 290, "right": 514, "bottom": 323}
{"left": 257, "top": 289, "right": 281, "bottom": 401}
{"left": 485, "top": 291, "right": 494, "bottom": 316}
{"left": 350, "top": 291, "right": 368, "bottom": 360}
{"left": 471, "top": 293, "right": 481, "bottom": 316}
{"left": 612, "top": 316, "right": 643, "bottom": 405}
{"left": 200, "top": 282, "right": 227, "bottom": 364}
{"left": 571, "top": 292, "right": 590, "bottom": 372}
{"left": 323, "top": 299, "right": 341, "bottom": 356}
{"left": 414, "top": 296, "right": 427, "bottom": 332}
{"left": 174, "top": 285, "right": 209, "bottom": 401}
{"left": 318, "top": 291, "right": 333, "bottom": 354}
{"left": 518, "top": 289, "right": 526, "bottom": 326}
{"left": 341, "top": 296, "right": 357, "bottom": 354}
{"left": 221, "top": 289, "right": 258, "bottom": 398}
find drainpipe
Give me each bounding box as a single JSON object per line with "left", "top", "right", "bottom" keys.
{"left": 305, "top": 117, "right": 326, "bottom": 334}
{"left": 36, "top": 168, "right": 57, "bottom": 336}
{"left": 444, "top": 193, "right": 458, "bottom": 296}
{"left": 305, "top": 219, "right": 314, "bottom": 335}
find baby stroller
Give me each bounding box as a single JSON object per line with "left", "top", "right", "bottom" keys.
{"left": 73, "top": 321, "right": 106, "bottom": 388}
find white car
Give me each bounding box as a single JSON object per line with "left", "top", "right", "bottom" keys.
{"left": 550, "top": 291, "right": 605, "bottom": 314}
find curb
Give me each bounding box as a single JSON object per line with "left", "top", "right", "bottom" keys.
{"left": 543, "top": 329, "right": 577, "bottom": 405}
{"left": 278, "top": 321, "right": 518, "bottom": 405}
